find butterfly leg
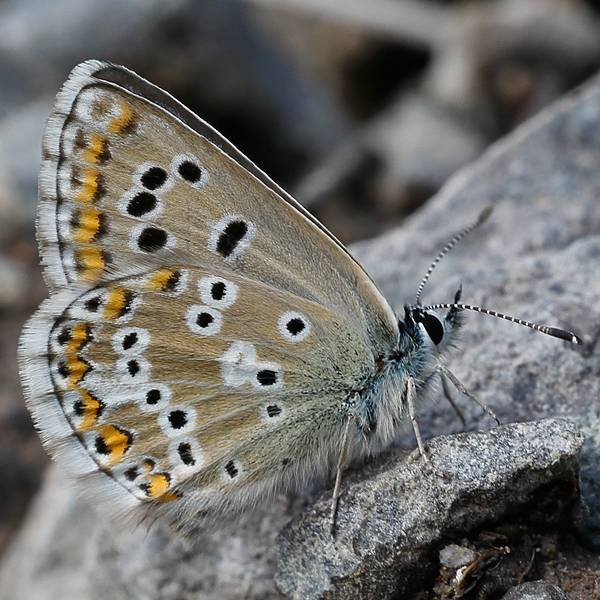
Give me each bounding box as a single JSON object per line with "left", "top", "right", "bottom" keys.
{"left": 437, "top": 365, "right": 500, "bottom": 425}
{"left": 406, "top": 375, "right": 427, "bottom": 458}
{"left": 407, "top": 376, "right": 447, "bottom": 478}
{"left": 441, "top": 373, "right": 467, "bottom": 429}
{"left": 329, "top": 414, "right": 353, "bottom": 536}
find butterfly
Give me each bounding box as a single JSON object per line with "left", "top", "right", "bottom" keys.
{"left": 18, "top": 60, "right": 582, "bottom": 536}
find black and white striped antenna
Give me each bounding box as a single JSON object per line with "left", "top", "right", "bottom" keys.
{"left": 414, "top": 205, "right": 582, "bottom": 345}
{"left": 422, "top": 301, "right": 581, "bottom": 344}
{"left": 414, "top": 205, "right": 493, "bottom": 305}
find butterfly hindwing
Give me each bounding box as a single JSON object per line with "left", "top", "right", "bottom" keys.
{"left": 21, "top": 262, "right": 377, "bottom": 528}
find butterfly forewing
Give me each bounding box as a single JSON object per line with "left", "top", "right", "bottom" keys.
{"left": 38, "top": 60, "right": 398, "bottom": 355}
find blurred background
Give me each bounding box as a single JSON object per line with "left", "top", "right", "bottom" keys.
{"left": 0, "top": 0, "right": 600, "bottom": 558}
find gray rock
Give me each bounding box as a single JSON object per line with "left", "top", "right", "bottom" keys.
{"left": 275, "top": 418, "right": 583, "bottom": 600}
{"left": 572, "top": 412, "right": 600, "bottom": 549}
{"left": 502, "top": 580, "right": 571, "bottom": 600}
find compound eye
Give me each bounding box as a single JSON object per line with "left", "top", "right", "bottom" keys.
{"left": 422, "top": 313, "right": 444, "bottom": 345}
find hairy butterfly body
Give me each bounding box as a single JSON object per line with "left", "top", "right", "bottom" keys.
{"left": 19, "top": 61, "right": 580, "bottom": 535}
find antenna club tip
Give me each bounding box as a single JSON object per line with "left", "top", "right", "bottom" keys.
{"left": 478, "top": 204, "right": 494, "bottom": 224}
{"left": 572, "top": 334, "right": 583, "bottom": 345}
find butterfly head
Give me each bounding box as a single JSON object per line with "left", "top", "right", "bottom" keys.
{"left": 404, "top": 285, "right": 464, "bottom": 354}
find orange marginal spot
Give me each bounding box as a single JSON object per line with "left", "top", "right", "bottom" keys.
{"left": 75, "top": 247, "right": 104, "bottom": 279}
{"left": 103, "top": 288, "right": 128, "bottom": 321}
{"left": 72, "top": 207, "right": 102, "bottom": 244}
{"left": 76, "top": 389, "right": 102, "bottom": 431}
{"left": 107, "top": 100, "right": 135, "bottom": 135}
{"left": 75, "top": 168, "right": 101, "bottom": 204}
{"left": 146, "top": 269, "right": 176, "bottom": 292}
{"left": 66, "top": 322, "right": 91, "bottom": 353}
{"left": 65, "top": 355, "right": 91, "bottom": 387}
{"left": 82, "top": 133, "right": 110, "bottom": 165}
{"left": 157, "top": 490, "right": 181, "bottom": 503}
{"left": 146, "top": 473, "right": 171, "bottom": 498}
{"left": 97, "top": 425, "right": 131, "bottom": 465}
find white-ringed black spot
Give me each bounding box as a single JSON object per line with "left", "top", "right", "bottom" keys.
{"left": 168, "top": 409, "right": 187, "bottom": 430}
{"left": 178, "top": 161, "right": 202, "bottom": 183}
{"left": 208, "top": 215, "right": 255, "bottom": 261}
{"left": 168, "top": 437, "right": 203, "bottom": 476}
{"left": 224, "top": 460, "right": 238, "bottom": 479}
{"left": 211, "top": 281, "right": 225, "bottom": 301}
{"left": 217, "top": 220, "right": 248, "bottom": 258}
{"left": 170, "top": 154, "right": 208, "bottom": 189}
{"left": 178, "top": 442, "right": 195, "bottom": 466}
{"left": 278, "top": 311, "right": 311, "bottom": 343}
{"left": 287, "top": 319, "right": 305, "bottom": 335}
{"left": 257, "top": 370, "right": 277, "bottom": 386}
{"left": 117, "top": 355, "right": 150, "bottom": 383}
{"left": 196, "top": 312, "right": 214, "bottom": 328}
{"left": 138, "top": 227, "right": 168, "bottom": 252}
{"left": 137, "top": 384, "right": 171, "bottom": 413}
{"left": 260, "top": 401, "right": 286, "bottom": 422}
{"left": 266, "top": 404, "right": 282, "bottom": 418}
{"left": 186, "top": 305, "right": 222, "bottom": 336}
{"left": 198, "top": 276, "right": 238, "bottom": 309}
{"left": 146, "top": 389, "right": 161, "bottom": 405}
{"left": 122, "top": 331, "right": 138, "bottom": 350}
{"left": 127, "top": 191, "right": 157, "bottom": 217}
{"left": 112, "top": 327, "right": 149, "bottom": 355}
{"left": 127, "top": 359, "right": 140, "bottom": 377}
{"left": 141, "top": 166, "right": 168, "bottom": 190}
{"left": 124, "top": 466, "right": 139, "bottom": 481}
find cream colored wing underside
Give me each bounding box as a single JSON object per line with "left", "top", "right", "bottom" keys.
{"left": 38, "top": 60, "right": 399, "bottom": 357}
{"left": 21, "top": 265, "right": 374, "bottom": 528}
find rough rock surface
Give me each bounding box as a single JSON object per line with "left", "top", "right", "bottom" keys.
{"left": 501, "top": 580, "right": 572, "bottom": 600}
{"left": 276, "top": 419, "right": 583, "bottom": 600}
{"left": 2, "top": 60, "right": 600, "bottom": 600}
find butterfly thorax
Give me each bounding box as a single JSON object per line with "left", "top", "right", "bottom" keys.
{"left": 354, "top": 303, "right": 462, "bottom": 452}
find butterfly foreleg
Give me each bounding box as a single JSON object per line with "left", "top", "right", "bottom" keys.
{"left": 436, "top": 364, "right": 499, "bottom": 425}
{"left": 441, "top": 372, "right": 467, "bottom": 428}
{"left": 406, "top": 375, "right": 447, "bottom": 478}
